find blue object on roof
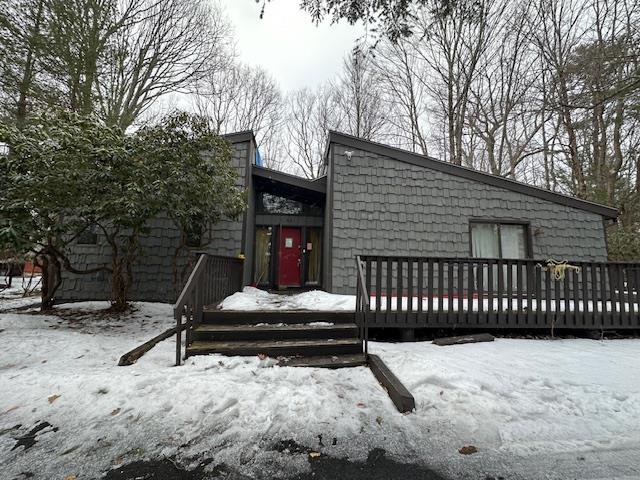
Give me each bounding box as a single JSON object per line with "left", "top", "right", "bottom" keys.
{"left": 255, "top": 149, "right": 263, "bottom": 166}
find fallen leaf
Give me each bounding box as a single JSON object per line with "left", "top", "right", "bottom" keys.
{"left": 258, "top": 353, "right": 267, "bottom": 360}
{"left": 64, "top": 475, "right": 76, "bottom": 480}
{"left": 48, "top": 394, "right": 60, "bottom": 404}
{"left": 110, "top": 408, "right": 121, "bottom": 416}
{"left": 309, "top": 452, "right": 321, "bottom": 459}
{"left": 458, "top": 445, "right": 478, "bottom": 455}
{"left": 356, "top": 402, "right": 366, "bottom": 408}
{"left": 439, "top": 391, "right": 444, "bottom": 396}
{"left": 375, "top": 416, "right": 383, "bottom": 425}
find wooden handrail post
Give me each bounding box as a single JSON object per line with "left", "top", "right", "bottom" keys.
{"left": 172, "top": 253, "right": 247, "bottom": 364}
{"left": 355, "top": 255, "right": 370, "bottom": 359}
{"left": 175, "top": 308, "right": 182, "bottom": 366}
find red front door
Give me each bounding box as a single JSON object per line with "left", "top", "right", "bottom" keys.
{"left": 278, "top": 227, "right": 302, "bottom": 287}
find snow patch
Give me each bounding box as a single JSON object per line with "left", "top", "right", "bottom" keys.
{"left": 219, "top": 287, "right": 355, "bottom": 311}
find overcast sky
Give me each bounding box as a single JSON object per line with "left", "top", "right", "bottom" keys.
{"left": 222, "top": 1, "right": 364, "bottom": 92}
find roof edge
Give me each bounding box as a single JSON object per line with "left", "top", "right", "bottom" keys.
{"left": 221, "top": 130, "right": 257, "bottom": 146}
{"left": 252, "top": 165, "right": 326, "bottom": 194}
{"left": 328, "top": 131, "right": 618, "bottom": 219}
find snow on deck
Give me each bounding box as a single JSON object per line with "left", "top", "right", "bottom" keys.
{"left": 220, "top": 287, "right": 637, "bottom": 313}
{"left": 1, "top": 301, "right": 639, "bottom": 479}
{"left": 219, "top": 286, "right": 356, "bottom": 311}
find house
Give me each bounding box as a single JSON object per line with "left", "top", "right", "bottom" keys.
{"left": 58, "top": 130, "right": 618, "bottom": 303}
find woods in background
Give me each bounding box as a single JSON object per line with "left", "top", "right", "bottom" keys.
{"left": 1, "top": 0, "right": 639, "bottom": 258}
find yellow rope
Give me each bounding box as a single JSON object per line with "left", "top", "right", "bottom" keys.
{"left": 538, "top": 259, "right": 581, "bottom": 281}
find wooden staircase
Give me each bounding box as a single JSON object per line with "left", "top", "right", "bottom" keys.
{"left": 185, "top": 309, "right": 365, "bottom": 368}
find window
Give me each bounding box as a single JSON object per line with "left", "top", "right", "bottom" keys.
{"left": 77, "top": 225, "right": 98, "bottom": 245}
{"left": 256, "top": 192, "right": 322, "bottom": 216}
{"left": 254, "top": 226, "right": 272, "bottom": 285}
{"left": 470, "top": 221, "right": 529, "bottom": 291}
{"left": 185, "top": 216, "right": 205, "bottom": 248}
{"left": 304, "top": 228, "right": 322, "bottom": 285}
{"left": 470, "top": 222, "right": 529, "bottom": 259}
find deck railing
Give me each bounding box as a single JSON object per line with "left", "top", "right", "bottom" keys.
{"left": 356, "top": 255, "right": 640, "bottom": 331}
{"left": 174, "top": 254, "right": 244, "bottom": 365}
{"left": 355, "top": 256, "right": 371, "bottom": 357}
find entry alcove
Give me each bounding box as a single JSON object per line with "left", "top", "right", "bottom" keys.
{"left": 251, "top": 166, "right": 326, "bottom": 290}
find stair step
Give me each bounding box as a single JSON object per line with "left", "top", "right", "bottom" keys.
{"left": 191, "top": 323, "right": 358, "bottom": 341}
{"left": 186, "top": 338, "right": 362, "bottom": 358}
{"left": 201, "top": 310, "right": 355, "bottom": 325}
{"left": 279, "top": 354, "right": 367, "bottom": 369}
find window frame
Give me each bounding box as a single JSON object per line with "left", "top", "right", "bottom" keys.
{"left": 468, "top": 219, "right": 533, "bottom": 259}
{"left": 76, "top": 225, "right": 98, "bottom": 245}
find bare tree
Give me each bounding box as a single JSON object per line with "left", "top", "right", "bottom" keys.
{"left": 371, "top": 38, "right": 432, "bottom": 155}
{"left": 332, "top": 50, "right": 387, "bottom": 140}
{"left": 284, "top": 85, "right": 341, "bottom": 178}
{"left": 42, "top": 0, "right": 150, "bottom": 115}
{"left": 193, "top": 61, "right": 284, "bottom": 169}
{"left": 0, "top": 0, "right": 50, "bottom": 124}
{"left": 467, "top": 1, "right": 545, "bottom": 177}
{"left": 414, "top": 0, "right": 502, "bottom": 165}
{"left": 530, "top": 0, "right": 590, "bottom": 197}
{"left": 96, "top": 0, "right": 231, "bottom": 130}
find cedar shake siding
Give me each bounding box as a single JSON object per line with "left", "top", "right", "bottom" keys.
{"left": 57, "top": 136, "right": 252, "bottom": 303}
{"left": 56, "top": 129, "right": 617, "bottom": 302}
{"left": 326, "top": 139, "right": 611, "bottom": 295}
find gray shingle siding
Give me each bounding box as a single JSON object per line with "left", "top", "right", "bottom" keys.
{"left": 329, "top": 145, "right": 608, "bottom": 294}
{"left": 57, "top": 141, "right": 249, "bottom": 303}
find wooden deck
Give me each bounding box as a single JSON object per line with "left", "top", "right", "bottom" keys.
{"left": 356, "top": 255, "right": 640, "bottom": 331}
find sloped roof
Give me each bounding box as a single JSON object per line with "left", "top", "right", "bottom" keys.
{"left": 328, "top": 131, "right": 618, "bottom": 219}
{"left": 221, "top": 130, "right": 257, "bottom": 146}
{"left": 252, "top": 165, "right": 326, "bottom": 195}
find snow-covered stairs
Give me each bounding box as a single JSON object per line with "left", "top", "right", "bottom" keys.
{"left": 185, "top": 310, "right": 365, "bottom": 367}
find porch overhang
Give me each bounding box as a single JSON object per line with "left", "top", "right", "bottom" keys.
{"left": 252, "top": 165, "right": 326, "bottom": 204}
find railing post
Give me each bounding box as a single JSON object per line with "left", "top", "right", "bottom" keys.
{"left": 175, "top": 308, "right": 182, "bottom": 366}
{"left": 355, "top": 255, "right": 370, "bottom": 359}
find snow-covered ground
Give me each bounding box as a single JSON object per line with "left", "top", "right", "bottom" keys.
{"left": 1, "top": 301, "right": 639, "bottom": 479}
{"left": 0, "top": 274, "right": 41, "bottom": 311}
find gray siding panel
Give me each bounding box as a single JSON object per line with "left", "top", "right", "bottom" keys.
{"left": 330, "top": 145, "right": 608, "bottom": 294}
{"left": 57, "top": 141, "right": 249, "bottom": 303}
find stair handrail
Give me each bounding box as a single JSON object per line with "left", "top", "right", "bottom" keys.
{"left": 355, "top": 255, "right": 371, "bottom": 358}
{"left": 174, "top": 253, "right": 208, "bottom": 366}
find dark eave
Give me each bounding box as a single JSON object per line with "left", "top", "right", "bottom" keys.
{"left": 328, "top": 131, "right": 618, "bottom": 219}
{"left": 221, "top": 130, "right": 257, "bottom": 146}
{"left": 252, "top": 165, "right": 326, "bottom": 194}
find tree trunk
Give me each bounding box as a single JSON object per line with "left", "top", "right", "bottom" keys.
{"left": 110, "top": 261, "right": 128, "bottom": 312}
{"left": 15, "top": 0, "right": 45, "bottom": 126}
{"left": 39, "top": 252, "right": 60, "bottom": 311}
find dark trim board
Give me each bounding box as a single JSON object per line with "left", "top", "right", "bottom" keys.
{"left": 368, "top": 354, "right": 415, "bottom": 413}
{"left": 222, "top": 130, "right": 257, "bottom": 146}
{"left": 328, "top": 131, "right": 618, "bottom": 219}
{"left": 202, "top": 309, "right": 356, "bottom": 325}
{"left": 255, "top": 214, "right": 323, "bottom": 227}
{"left": 253, "top": 165, "right": 327, "bottom": 193}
